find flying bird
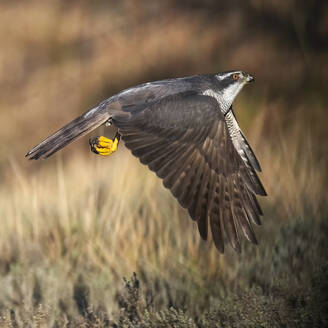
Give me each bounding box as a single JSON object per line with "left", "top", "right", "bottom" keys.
{"left": 26, "top": 71, "right": 266, "bottom": 253}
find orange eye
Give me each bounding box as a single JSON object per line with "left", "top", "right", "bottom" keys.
{"left": 232, "top": 73, "right": 239, "bottom": 81}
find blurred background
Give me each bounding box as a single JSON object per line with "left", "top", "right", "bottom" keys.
{"left": 0, "top": 1, "right": 327, "bottom": 326}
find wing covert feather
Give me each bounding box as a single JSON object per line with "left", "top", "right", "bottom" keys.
{"left": 113, "top": 92, "right": 265, "bottom": 253}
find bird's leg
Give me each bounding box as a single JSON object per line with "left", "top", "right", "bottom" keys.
{"left": 89, "top": 132, "right": 121, "bottom": 156}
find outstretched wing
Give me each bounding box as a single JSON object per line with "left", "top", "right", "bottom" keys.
{"left": 113, "top": 91, "right": 266, "bottom": 253}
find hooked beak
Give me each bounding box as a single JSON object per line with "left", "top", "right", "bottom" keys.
{"left": 245, "top": 74, "right": 255, "bottom": 83}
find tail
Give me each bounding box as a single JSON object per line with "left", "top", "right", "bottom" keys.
{"left": 25, "top": 104, "right": 110, "bottom": 160}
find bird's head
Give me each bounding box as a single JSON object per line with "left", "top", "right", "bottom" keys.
{"left": 214, "top": 70, "right": 254, "bottom": 112}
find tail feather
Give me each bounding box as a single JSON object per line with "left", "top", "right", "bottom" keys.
{"left": 26, "top": 106, "right": 110, "bottom": 160}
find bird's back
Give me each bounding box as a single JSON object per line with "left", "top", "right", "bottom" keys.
{"left": 113, "top": 74, "right": 215, "bottom": 109}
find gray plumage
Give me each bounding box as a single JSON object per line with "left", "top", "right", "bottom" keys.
{"left": 26, "top": 71, "right": 266, "bottom": 253}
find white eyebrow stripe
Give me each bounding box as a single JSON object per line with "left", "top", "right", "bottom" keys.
{"left": 215, "top": 72, "right": 232, "bottom": 81}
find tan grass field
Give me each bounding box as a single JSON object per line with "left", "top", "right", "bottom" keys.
{"left": 1, "top": 105, "right": 327, "bottom": 325}
{"left": 0, "top": 1, "right": 327, "bottom": 326}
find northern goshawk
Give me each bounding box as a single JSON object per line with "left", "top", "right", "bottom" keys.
{"left": 26, "top": 71, "right": 266, "bottom": 253}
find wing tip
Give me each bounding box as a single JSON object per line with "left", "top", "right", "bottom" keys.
{"left": 255, "top": 218, "right": 262, "bottom": 226}
{"left": 248, "top": 153, "right": 261, "bottom": 172}
{"left": 217, "top": 246, "right": 224, "bottom": 254}
{"left": 246, "top": 231, "right": 258, "bottom": 245}
{"left": 197, "top": 216, "right": 208, "bottom": 241}
{"left": 258, "top": 187, "right": 267, "bottom": 197}
{"left": 256, "top": 164, "right": 262, "bottom": 173}
{"left": 215, "top": 242, "right": 225, "bottom": 254}
{"left": 233, "top": 243, "right": 242, "bottom": 254}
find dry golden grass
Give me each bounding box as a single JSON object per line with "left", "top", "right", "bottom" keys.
{"left": 0, "top": 1, "right": 327, "bottom": 326}
{"left": 1, "top": 104, "right": 327, "bottom": 324}
{"left": 4, "top": 103, "right": 326, "bottom": 274}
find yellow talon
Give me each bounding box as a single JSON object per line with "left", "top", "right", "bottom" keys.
{"left": 110, "top": 138, "right": 119, "bottom": 152}
{"left": 89, "top": 134, "right": 120, "bottom": 157}
{"left": 98, "top": 136, "right": 112, "bottom": 147}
